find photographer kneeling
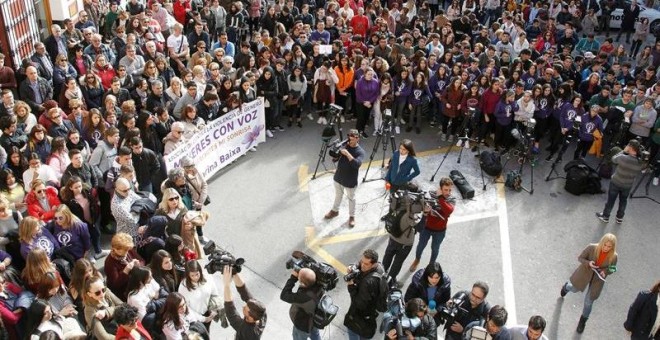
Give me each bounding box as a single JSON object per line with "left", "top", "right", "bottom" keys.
{"left": 280, "top": 267, "right": 325, "bottom": 340}
{"left": 443, "top": 281, "right": 491, "bottom": 340}
{"left": 384, "top": 298, "right": 437, "bottom": 340}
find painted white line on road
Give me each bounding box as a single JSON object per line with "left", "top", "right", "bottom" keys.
{"left": 497, "top": 183, "right": 517, "bottom": 325}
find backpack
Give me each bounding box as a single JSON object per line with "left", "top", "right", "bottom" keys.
{"left": 372, "top": 270, "right": 390, "bottom": 313}
{"left": 480, "top": 151, "right": 503, "bottom": 177}
{"left": 505, "top": 170, "right": 522, "bottom": 191}
{"left": 564, "top": 160, "right": 603, "bottom": 195}
{"left": 383, "top": 210, "right": 409, "bottom": 238}
{"left": 312, "top": 294, "right": 339, "bottom": 329}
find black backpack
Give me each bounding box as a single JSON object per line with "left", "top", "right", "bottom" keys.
{"left": 564, "top": 160, "right": 603, "bottom": 195}
{"left": 480, "top": 151, "right": 503, "bottom": 177}
{"left": 383, "top": 210, "right": 409, "bottom": 238}
{"left": 312, "top": 294, "right": 339, "bottom": 329}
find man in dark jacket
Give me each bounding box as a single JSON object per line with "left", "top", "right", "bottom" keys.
{"left": 18, "top": 66, "right": 53, "bottom": 115}
{"left": 0, "top": 116, "right": 27, "bottom": 154}
{"left": 444, "top": 281, "right": 492, "bottom": 340}
{"left": 324, "top": 129, "right": 365, "bottom": 228}
{"left": 273, "top": 59, "right": 290, "bottom": 131}
{"left": 344, "top": 249, "right": 385, "bottom": 339}
{"left": 280, "top": 267, "right": 325, "bottom": 339}
{"left": 61, "top": 149, "right": 99, "bottom": 191}
{"left": 482, "top": 305, "right": 512, "bottom": 340}
{"left": 624, "top": 280, "right": 660, "bottom": 339}
{"left": 222, "top": 266, "right": 267, "bottom": 340}
{"left": 129, "top": 137, "right": 161, "bottom": 193}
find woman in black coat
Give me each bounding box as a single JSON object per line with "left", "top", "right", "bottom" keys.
{"left": 624, "top": 280, "right": 660, "bottom": 340}
{"left": 255, "top": 66, "right": 279, "bottom": 134}
{"left": 404, "top": 262, "right": 452, "bottom": 325}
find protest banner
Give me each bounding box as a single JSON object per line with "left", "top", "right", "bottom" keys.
{"left": 164, "top": 98, "right": 266, "bottom": 180}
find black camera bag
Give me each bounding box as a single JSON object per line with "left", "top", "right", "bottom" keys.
{"left": 480, "top": 151, "right": 503, "bottom": 177}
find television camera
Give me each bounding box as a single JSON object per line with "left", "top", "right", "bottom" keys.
{"left": 286, "top": 250, "right": 339, "bottom": 291}
{"left": 379, "top": 289, "right": 423, "bottom": 339}
{"left": 437, "top": 291, "right": 470, "bottom": 327}
{"left": 203, "top": 241, "right": 245, "bottom": 275}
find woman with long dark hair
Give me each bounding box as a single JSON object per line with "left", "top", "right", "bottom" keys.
{"left": 160, "top": 292, "right": 210, "bottom": 339}
{"left": 333, "top": 54, "right": 354, "bottom": 122}
{"left": 177, "top": 261, "right": 219, "bottom": 331}
{"left": 404, "top": 262, "right": 452, "bottom": 325}
{"left": 286, "top": 66, "right": 307, "bottom": 128}
{"left": 60, "top": 176, "right": 106, "bottom": 260}
{"left": 533, "top": 84, "right": 555, "bottom": 152}
{"left": 150, "top": 250, "right": 179, "bottom": 293}
{"left": 0, "top": 168, "right": 26, "bottom": 213}
{"left": 407, "top": 72, "right": 432, "bottom": 134}
{"left": 440, "top": 77, "right": 466, "bottom": 143}
{"left": 493, "top": 90, "right": 519, "bottom": 151}
{"left": 256, "top": 67, "right": 279, "bottom": 137}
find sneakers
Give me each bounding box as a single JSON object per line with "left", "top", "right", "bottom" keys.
{"left": 447, "top": 135, "right": 454, "bottom": 143}
{"left": 317, "top": 117, "right": 324, "bottom": 124}
{"left": 307, "top": 113, "right": 314, "bottom": 120}
{"left": 409, "top": 258, "right": 420, "bottom": 272}
{"left": 266, "top": 130, "right": 274, "bottom": 138}
{"left": 615, "top": 217, "right": 623, "bottom": 224}
{"left": 348, "top": 216, "right": 355, "bottom": 228}
{"left": 275, "top": 125, "right": 285, "bottom": 131}
{"left": 321, "top": 117, "right": 328, "bottom": 125}
{"left": 429, "top": 120, "right": 436, "bottom": 127}
{"left": 654, "top": 177, "right": 659, "bottom": 186}
{"left": 324, "top": 210, "right": 339, "bottom": 219}
{"left": 360, "top": 131, "right": 369, "bottom": 139}
{"left": 340, "top": 116, "right": 345, "bottom": 123}
{"left": 249, "top": 146, "right": 257, "bottom": 152}
{"left": 596, "top": 212, "right": 609, "bottom": 223}
{"left": 577, "top": 316, "right": 588, "bottom": 334}
{"left": 395, "top": 126, "right": 400, "bottom": 134}
{"left": 560, "top": 282, "right": 568, "bottom": 297}
{"left": 440, "top": 133, "right": 447, "bottom": 141}
{"left": 94, "top": 249, "right": 110, "bottom": 259}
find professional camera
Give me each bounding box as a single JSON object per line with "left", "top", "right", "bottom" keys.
{"left": 379, "top": 289, "right": 422, "bottom": 337}
{"left": 285, "top": 250, "right": 339, "bottom": 291}
{"left": 328, "top": 138, "right": 348, "bottom": 158}
{"left": 437, "top": 292, "right": 469, "bottom": 326}
{"left": 343, "top": 265, "right": 361, "bottom": 282}
{"left": 203, "top": 241, "right": 245, "bottom": 275}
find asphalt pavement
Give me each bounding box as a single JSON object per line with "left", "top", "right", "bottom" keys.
{"left": 193, "top": 115, "right": 660, "bottom": 340}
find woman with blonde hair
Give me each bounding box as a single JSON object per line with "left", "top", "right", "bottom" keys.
{"left": 155, "top": 188, "right": 188, "bottom": 237}
{"left": 166, "top": 77, "right": 184, "bottom": 102}
{"left": 19, "top": 215, "right": 59, "bottom": 260}
{"left": 21, "top": 247, "right": 57, "bottom": 292}
{"left": 173, "top": 211, "right": 208, "bottom": 259}
{"left": 14, "top": 100, "right": 38, "bottom": 134}
{"left": 560, "top": 233, "right": 618, "bottom": 334}
{"left": 47, "top": 205, "right": 92, "bottom": 263}
{"left": 104, "top": 232, "right": 144, "bottom": 300}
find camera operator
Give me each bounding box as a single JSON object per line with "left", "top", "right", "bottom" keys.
{"left": 279, "top": 268, "right": 324, "bottom": 340}
{"left": 384, "top": 298, "right": 437, "bottom": 340}
{"left": 324, "top": 129, "right": 365, "bottom": 228}
{"left": 344, "top": 249, "right": 386, "bottom": 340}
{"left": 510, "top": 315, "right": 549, "bottom": 340}
{"left": 222, "top": 266, "right": 267, "bottom": 339}
{"left": 409, "top": 177, "right": 455, "bottom": 272}
{"left": 573, "top": 105, "right": 604, "bottom": 160}
{"left": 444, "top": 281, "right": 491, "bottom": 340}
{"left": 596, "top": 139, "right": 645, "bottom": 224}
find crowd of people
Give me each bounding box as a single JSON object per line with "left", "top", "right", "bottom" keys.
{"left": 0, "top": 0, "right": 658, "bottom": 338}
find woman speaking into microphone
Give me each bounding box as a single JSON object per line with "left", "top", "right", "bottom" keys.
{"left": 385, "top": 139, "right": 421, "bottom": 192}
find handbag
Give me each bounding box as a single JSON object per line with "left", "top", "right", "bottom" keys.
{"left": 186, "top": 176, "right": 211, "bottom": 206}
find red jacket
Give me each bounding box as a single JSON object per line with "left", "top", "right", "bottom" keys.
{"left": 480, "top": 88, "right": 502, "bottom": 116}
{"left": 115, "top": 320, "right": 152, "bottom": 340}
{"left": 424, "top": 195, "right": 455, "bottom": 232}
{"left": 173, "top": 0, "right": 191, "bottom": 25}
{"left": 26, "top": 186, "right": 61, "bottom": 223}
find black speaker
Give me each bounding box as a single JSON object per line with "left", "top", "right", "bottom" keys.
{"left": 449, "top": 170, "right": 475, "bottom": 199}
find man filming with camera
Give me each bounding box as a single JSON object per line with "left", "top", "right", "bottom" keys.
{"left": 384, "top": 298, "right": 437, "bottom": 340}
{"left": 344, "top": 249, "right": 386, "bottom": 340}
{"left": 324, "top": 129, "right": 365, "bottom": 228}
{"left": 222, "top": 266, "right": 268, "bottom": 339}
{"left": 280, "top": 267, "right": 325, "bottom": 340}
{"left": 443, "top": 281, "right": 492, "bottom": 340}
{"left": 596, "top": 139, "right": 645, "bottom": 224}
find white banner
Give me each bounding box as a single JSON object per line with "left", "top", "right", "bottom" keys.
{"left": 164, "top": 98, "right": 266, "bottom": 180}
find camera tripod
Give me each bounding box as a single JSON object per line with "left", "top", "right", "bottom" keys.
{"left": 629, "top": 164, "right": 660, "bottom": 204}
{"left": 430, "top": 112, "right": 483, "bottom": 190}
{"left": 502, "top": 135, "right": 536, "bottom": 194}
{"left": 545, "top": 133, "right": 574, "bottom": 182}
{"left": 362, "top": 118, "right": 397, "bottom": 183}
{"left": 312, "top": 108, "right": 344, "bottom": 180}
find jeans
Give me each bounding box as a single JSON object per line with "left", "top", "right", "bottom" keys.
{"left": 414, "top": 228, "right": 446, "bottom": 264}
{"left": 347, "top": 328, "right": 372, "bottom": 340}
{"left": 292, "top": 326, "right": 321, "bottom": 340}
{"left": 602, "top": 181, "right": 631, "bottom": 219}
{"left": 332, "top": 181, "right": 356, "bottom": 216}
{"left": 382, "top": 238, "right": 413, "bottom": 282}
{"left": 565, "top": 281, "right": 596, "bottom": 318}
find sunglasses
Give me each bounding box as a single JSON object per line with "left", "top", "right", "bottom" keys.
{"left": 36, "top": 189, "right": 45, "bottom": 194}
{"left": 93, "top": 287, "right": 107, "bottom": 296}
{"left": 169, "top": 196, "right": 180, "bottom": 201}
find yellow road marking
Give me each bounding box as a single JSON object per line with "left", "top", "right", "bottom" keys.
{"left": 298, "top": 164, "right": 309, "bottom": 192}
{"left": 305, "top": 226, "right": 349, "bottom": 274}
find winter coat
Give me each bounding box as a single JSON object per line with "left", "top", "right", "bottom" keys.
{"left": 384, "top": 151, "right": 420, "bottom": 187}
{"left": 404, "top": 269, "right": 452, "bottom": 325}
{"left": 622, "top": 5, "right": 641, "bottom": 31}
{"left": 61, "top": 163, "right": 99, "bottom": 190}
{"left": 569, "top": 244, "right": 617, "bottom": 301}
{"left": 624, "top": 290, "right": 660, "bottom": 340}
{"left": 25, "top": 186, "right": 61, "bottom": 223}
{"left": 64, "top": 189, "right": 99, "bottom": 226}
{"left": 441, "top": 86, "right": 465, "bottom": 118}
{"left": 163, "top": 132, "right": 185, "bottom": 156}
{"left": 84, "top": 289, "right": 123, "bottom": 340}
{"left": 256, "top": 68, "right": 279, "bottom": 106}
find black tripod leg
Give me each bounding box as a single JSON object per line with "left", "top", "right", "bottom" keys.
{"left": 312, "top": 143, "right": 329, "bottom": 180}
{"left": 430, "top": 144, "right": 454, "bottom": 181}
{"left": 362, "top": 133, "right": 384, "bottom": 182}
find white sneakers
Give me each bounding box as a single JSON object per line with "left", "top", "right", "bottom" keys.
{"left": 307, "top": 113, "right": 314, "bottom": 120}
{"left": 653, "top": 177, "right": 659, "bottom": 186}
{"left": 317, "top": 117, "right": 328, "bottom": 125}
{"left": 395, "top": 126, "right": 400, "bottom": 134}
{"left": 266, "top": 130, "right": 274, "bottom": 138}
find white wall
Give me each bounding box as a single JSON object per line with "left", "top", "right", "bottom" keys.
{"left": 49, "top": 0, "right": 84, "bottom": 22}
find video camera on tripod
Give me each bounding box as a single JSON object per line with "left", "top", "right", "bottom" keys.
{"left": 379, "top": 289, "right": 423, "bottom": 339}
{"left": 510, "top": 118, "right": 537, "bottom": 153}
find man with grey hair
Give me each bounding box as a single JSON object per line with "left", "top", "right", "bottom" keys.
{"left": 84, "top": 33, "right": 116, "bottom": 65}
{"left": 18, "top": 65, "right": 53, "bottom": 114}
{"left": 30, "top": 42, "right": 53, "bottom": 81}
{"left": 142, "top": 40, "right": 164, "bottom": 63}
{"left": 45, "top": 25, "right": 68, "bottom": 64}
{"left": 163, "top": 121, "right": 186, "bottom": 156}
{"left": 119, "top": 44, "right": 146, "bottom": 76}
{"left": 220, "top": 56, "right": 237, "bottom": 82}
